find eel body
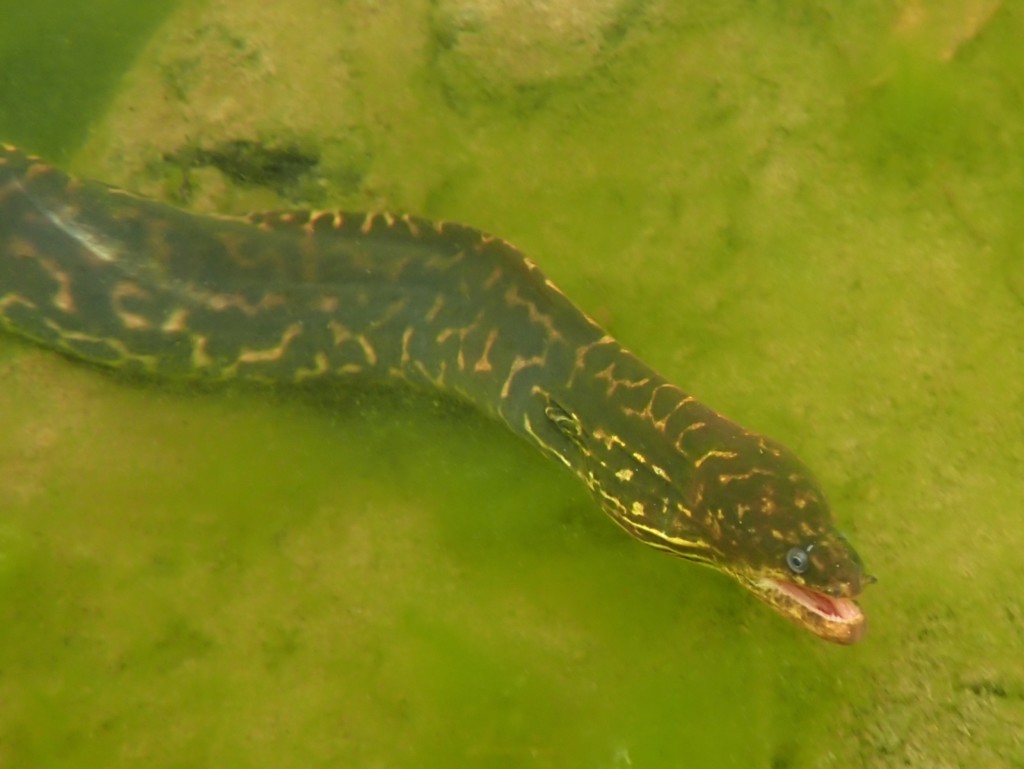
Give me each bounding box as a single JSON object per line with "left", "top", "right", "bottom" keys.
{"left": 0, "top": 145, "right": 870, "bottom": 643}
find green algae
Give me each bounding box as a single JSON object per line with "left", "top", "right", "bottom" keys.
{"left": 0, "top": 0, "right": 178, "bottom": 159}
{"left": 2, "top": 1, "right": 1023, "bottom": 767}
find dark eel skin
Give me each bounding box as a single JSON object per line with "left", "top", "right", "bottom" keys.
{"left": 0, "top": 144, "right": 871, "bottom": 643}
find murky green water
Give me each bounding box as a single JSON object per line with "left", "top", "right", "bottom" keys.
{"left": 2, "top": 2, "right": 1023, "bottom": 767}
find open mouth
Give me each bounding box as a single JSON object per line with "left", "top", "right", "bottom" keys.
{"left": 757, "top": 577, "right": 865, "bottom": 644}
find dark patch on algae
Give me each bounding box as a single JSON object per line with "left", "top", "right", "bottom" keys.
{"left": 165, "top": 139, "right": 321, "bottom": 196}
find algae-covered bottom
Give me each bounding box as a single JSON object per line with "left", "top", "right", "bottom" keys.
{"left": 0, "top": 343, "right": 841, "bottom": 767}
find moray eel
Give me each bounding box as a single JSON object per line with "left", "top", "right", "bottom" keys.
{"left": 0, "top": 145, "right": 871, "bottom": 643}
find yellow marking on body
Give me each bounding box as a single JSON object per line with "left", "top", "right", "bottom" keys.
{"left": 236, "top": 322, "right": 303, "bottom": 364}
{"left": 327, "top": 320, "right": 351, "bottom": 346}
{"left": 413, "top": 360, "right": 431, "bottom": 384}
{"left": 503, "top": 284, "right": 564, "bottom": 342}
{"left": 647, "top": 383, "right": 687, "bottom": 431}
{"left": 338, "top": 363, "right": 363, "bottom": 375}
{"left": 30, "top": 256, "right": 75, "bottom": 313}
{"left": 615, "top": 468, "right": 634, "bottom": 482}
{"left": 5, "top": 236, "right": 40, "bottom": 260}
{"left": 360, "top": 212, "right": 377, "bottom": 234}
{"left": 634, "top": 538, "right": 716, "bottom": 564}
{"left": 500, "top": 355, "right": 545, "bottom": 400}
{"left": 295, "top": 352, "right": 330, "bottom": 381}
{"left": 23, "top": 162, "right": 52, "bottom": 181}
{"left": 316, "top": 295, "right": 340, "bottom": 313}
{"left": 675, "top": 421, "right": 706, "bottom": 438}
{"left": 400, "top": 214, "right": 420, "bottom": 237}
{"left": 595, "top": 363, "right": 620, "bottom": 397}
{"left": 424, "top": 249, "right": 466, "bottom": 272}
{"left": 111, "top": 281, "right": 152, "bottom": 330}
{"left": 243, "top": 373, "right": 276, "bottom": 385}
{"left": 162, "top": 308, "right": 189, "bottom": 333}
{"left": 602, "top": 370, "right": 652, "bottom": 401}
{"left": 366, "top": 296, "right": 410, "bottom": 332}
{"left": 632, "top": 451, "right": 647, "bottom": 465}
{"left": 474, "top": 328, "right": 498, "bottom": 374}
{"left": 567, "top": 335, "right": 616, "bottom": 387}
{"left": 719, "top": 470, "right": 753, "bottom": 484}
{"left": 191, "top": 335, "right": 213, "bottom": 368}
{"left": 543, "top": 278, "right": 566, "bottom": 297}
{"left": 522, "top": 412, "right": 573, "bottom": 470}
{"left": 357, "top": 335, "right": 377, "bottom": 366}
{"left": 414, "top": 358, "right": 448, "bottom": 387}
{"left": 596, "top": 488, "right": 628, "bottom": 517}
{"left": 677, "top": 503, "right": 694, "bottom": 518}
{"left": 694, "top": 449, "right": 738, "bottom": 468}
{"left": 483, "top": 266, "right": 503, "bottom": 290}
{"left": 651, "top": 464, "right": 671, "bottom": 482}
{"left": 720, "top": 468, "right": 773, "bottom": 484}
{"left": 206, "top": 292, "right": 287, "bottom": 316}
{"left": 400, "top": 327, "right": 414, "bottom": 366}
{"left": 50, "top": 266, "right": 74, "bottom": 313}
{"left": 425, "top": 295, "right": 445, "bottom": 323}
{"left": 631, "top": 501, "right": 646, "bottom": 518}
{"left": 592, "top": 428, "right": 625, "bottom": 450}
{"left": 0, "top": 294, "right": 37, "bottom": 313}
{"left": 44, "top": 326, "right": 158, "bottom": 371}
{"left": 437, "top": 317, "right": 480, "bottom": 373}
{"left": 114, "top": 310, "right": 148, "bottom": 330}
{"left": 304, "top": 212, "right": 326, "bottom": 235}
{"left": 628, "top": 521, "right": 711, "bottom": 553}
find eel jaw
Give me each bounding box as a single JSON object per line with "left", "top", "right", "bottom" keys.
{"left": 749, "top": 577, "right": 866, "bottom": 645}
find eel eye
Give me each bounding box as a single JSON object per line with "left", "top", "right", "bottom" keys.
{"left": 785, "top": 546, "right": 810, "bottom": 575}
